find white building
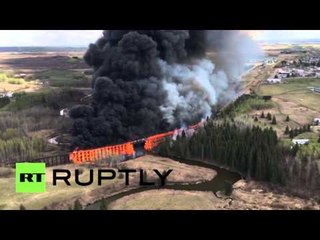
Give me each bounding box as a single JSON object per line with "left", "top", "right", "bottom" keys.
{"left": 60, "top": 108, "right": 69, "bottom": 117}
{"left": 267, "top": 78, "right": 281, "bottom": 84}
{"left": 292, "top": 139, "right": 309, "bottom": 145}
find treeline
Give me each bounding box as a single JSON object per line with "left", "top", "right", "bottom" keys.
{"left": 0, "top": 107, "right": 72, "bottom": 133}
{"left": 284, "top": 125, "right": 311, "bottom": 138}
{"left": 287, "top": 143, "right": 320, "bottom": 192}
{"left": 5, "top": 88, "right": 86, "bottom": 111}
{"left": 158, "top": 121, "right": 320, "bottom": 192}
{"left": 0, "top": 136, "right": 47, "bottom": 164}
{"left": 158, "top": 121, "right": 287, "bottom": 184}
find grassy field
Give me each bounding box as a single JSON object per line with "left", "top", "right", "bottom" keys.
{"left": 246, "top": 78, "right": 320, "bottom": 136}
{"left": 257, "top": 78, "right": 320, "bottom": 112}
{"left": 34, "top": 69, "right": 91, "bottom": 88}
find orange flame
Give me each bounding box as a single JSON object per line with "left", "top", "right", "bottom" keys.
{"left": 69, "top": 121, "right": 203, "bottom": 164}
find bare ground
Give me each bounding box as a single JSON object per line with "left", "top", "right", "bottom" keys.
{"left": 108, "top": 180, "right": 320, "bottom": 210}
{"left": 121, "top": 155, "right": 216, "bottom": 184}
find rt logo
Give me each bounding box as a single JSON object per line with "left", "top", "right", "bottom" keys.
{"left": 16, "top": 163, "right": 46, "bottom": 193}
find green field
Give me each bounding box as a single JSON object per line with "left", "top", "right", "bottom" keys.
{"left": 257, "top": 78, "right": 320, "bottom": 112}
{"left": 34, "top": 70, "right": 91, "bottom": 88}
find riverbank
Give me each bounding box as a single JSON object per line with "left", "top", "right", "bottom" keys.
{"left": 86, "top": 156, "right": 240, "bottom": 210}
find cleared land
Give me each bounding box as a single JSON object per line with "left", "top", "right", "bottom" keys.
{"left": 254, "top": 78, "right": 320, "bottom": 136}
{"left": 108, "top": 189, "right": 227, "bottom": 210}
{"left": 0, "top": 155, "right": 215, "bottom": 210}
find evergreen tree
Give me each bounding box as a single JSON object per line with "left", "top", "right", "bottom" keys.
{"left": 267, "top": 112, "right": 272, "bottom": 120}
{"left": 302, "top": 125, "right": 307, "bottom": 132}
{"left": 285, "top": 115, "right": 290, "bottom": 122}
{"left": 271, "top": 116, "right": 277, "bottom": 125}
{"left": 254, "top": 116, "right": 258, "bottom": 122}
{"left": 73, "top": 200, "right": 82, "bottom": 210}
{"left": 289, "top": 130, "right": 294, "bottom": 139}
{"left": 285, "top": 126, "right": 290, "bottom": 135}
{"left": 307, "top": 124, "right": 311, "bottom": 132}
{"left": 260, "top": 111, "right": 265, "bottom": 118}
{"left": 291, "top": 143, "right": 299, "bottom": 156}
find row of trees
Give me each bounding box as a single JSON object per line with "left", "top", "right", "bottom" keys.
{"left": 0, "top": 137, "right": 48, "bottom": 164}
{"left": 255, "top": 112, "right": 277, "bottom": 124}
{"left": 287, "top": 143, "right": 320, "bottom": 191}
{"left": 284, "top": 125, "right": 311, "bottom": 138}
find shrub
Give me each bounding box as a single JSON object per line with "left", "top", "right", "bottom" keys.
{"left": 267, "top": 112, "right": 272, "bottom": 120}
{"left": 73, "top": 200, "right": 82, "bottom": 210}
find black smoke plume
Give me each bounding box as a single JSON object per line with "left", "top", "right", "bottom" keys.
{"left": 70, "top": 30, "right": 260, "bottom": 149}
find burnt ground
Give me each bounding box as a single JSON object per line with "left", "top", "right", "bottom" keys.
{"left": 0, "top": 52, "right": 89, "bottom": 74}
{"left": 1, "top": 55, "right": 88, "bottom": 71}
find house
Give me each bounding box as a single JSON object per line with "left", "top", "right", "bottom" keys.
{"left": 59, "top": 108, "right": 69, "bottom": 117}
{"left": 292, "top": 139, "right": 309, "bottom": 145}
{"left": 277, "top": 69, "right": 290, "bottom": 78}
{"left": 293, "top": 69, "right": 305, "bottom": 77}
{"left": 314, "top": 87, "right": 320, "bottom": 93}
{"left": 267, "top": 78, "right": 281, "bottom": 84}
{"left": 314, "top": 118, "right": 320, "bottom": 125}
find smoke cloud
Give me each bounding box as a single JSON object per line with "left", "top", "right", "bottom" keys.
{"left": 70, "top": 30, "right": 260, "bottom": 149}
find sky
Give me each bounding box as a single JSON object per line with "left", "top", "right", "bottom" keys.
{"left": 1, "top": 30, "right": 320, "bottom": 47}
{"left": 0, "top": 30, "right": 103, "bottom": 47}
{"left": 246, "top": 30, "right": 320, "bottom": 42}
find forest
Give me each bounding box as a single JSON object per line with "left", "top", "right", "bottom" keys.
{"left": 158, "top": 120, "right": 320, "bottom": 193}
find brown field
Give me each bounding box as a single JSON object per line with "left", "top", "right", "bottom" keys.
{"left": 0, "top": 52, "right": 87, "bottom": 74}
{"left": 108, "top": 180, "right": 320, "bottom": 210}
{"left": 122, "top": 155, "right": 216, "bottom": 183}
